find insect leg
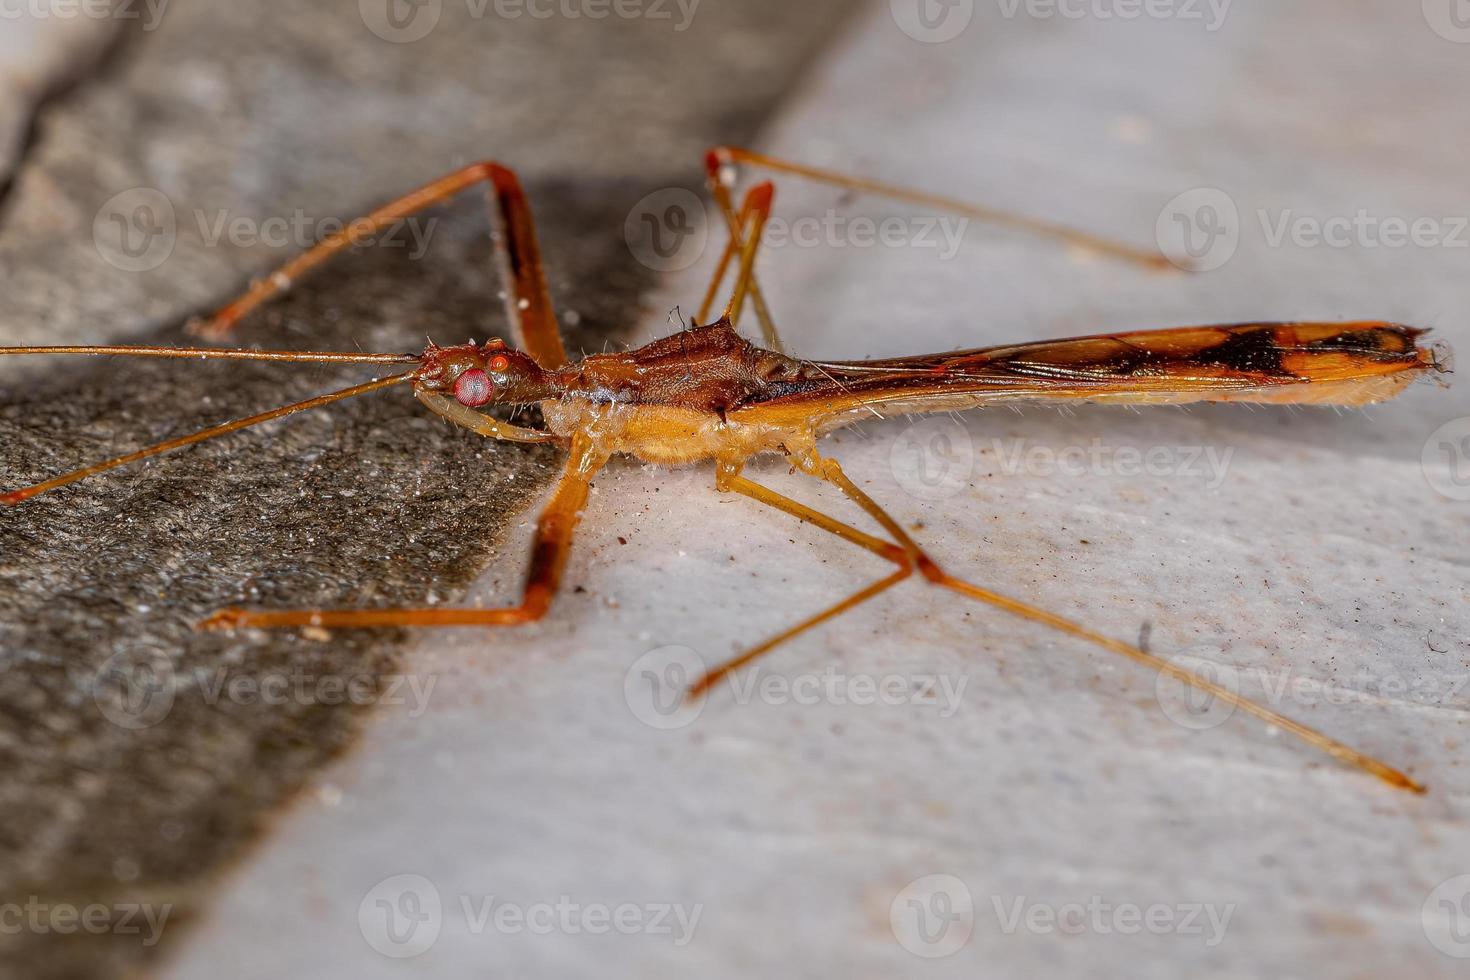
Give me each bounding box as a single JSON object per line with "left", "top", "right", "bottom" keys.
{"left": 189, "top": 162, "right": 570, "bottom": 369}
{"left": 717, "top": 183, "right": 774, "bottom": 333}
{"left": 805, "top": 453, "right": 1424, "bottom": 794}
{"left": 690, "top": 568, "right": 911, "bottom": 696}
{"left": 688, "top": 462, "right": 918, "bottom": 693}
{"left": 198, "top": 436, "right": 604, "bottom": 631}
{"left": 707, "top": 145, "right": 1173, "bottom": 271}
{"left": 698, "top": 162, "right": 785, "bottom": 351}
{"left": 713, "top": 461, "right": 906, "bottom": 564}
{"left": 703, "top": 455, "right": 1425, "bottom": 791}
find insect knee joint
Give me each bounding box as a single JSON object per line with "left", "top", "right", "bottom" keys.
{"left": 714, "top": 459, "right": 743, "bottom": 490}
{"left": 518, "top": 584, "right": 553, "bottom": 620}
{"left": 878, "top": 540, "right": 944, "bottom": 583}
{"left": 915, "top": 553, "right": 946, "bottom": 584}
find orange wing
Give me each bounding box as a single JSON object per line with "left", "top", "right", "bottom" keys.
{"left": 734, "top": 321, "right": 1447, "bottom": 433}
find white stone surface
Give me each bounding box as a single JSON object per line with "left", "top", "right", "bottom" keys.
{"left": 0, "top": 10, "right": 116, "bottom": 180}
{"left": 161, "top": 3, "right": 1469, "bottom": 978}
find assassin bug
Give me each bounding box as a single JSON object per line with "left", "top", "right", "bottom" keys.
{"left": 0, "top": 148, "right": 1446, "bottom": 792}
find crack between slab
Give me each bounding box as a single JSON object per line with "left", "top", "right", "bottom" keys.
{"left": 0, "top": 25, "right": 129, "bottom": 223}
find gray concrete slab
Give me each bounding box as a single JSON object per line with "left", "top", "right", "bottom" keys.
{"left": 154, "top": 2, "right": 1468, "bottom": 979}
{"left": 0, "top": 2, "right": 856, "bottom": 977}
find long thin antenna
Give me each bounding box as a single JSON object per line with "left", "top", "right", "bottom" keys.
{"left": 0, "top": 345, "right": 420, "bottom": 364}
{"left": 1, "top": 372, "right": 416, "bottom": 506}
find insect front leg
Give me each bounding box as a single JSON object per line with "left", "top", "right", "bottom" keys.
{"left": 198, "top": 436, "right": 605, "bottom": 631}
{"left": 189, "top": 161, "right": 571, "bottom": 370}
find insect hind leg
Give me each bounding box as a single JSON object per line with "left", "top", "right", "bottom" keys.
{"left": 707, "top": 452, "right": 1422, "bottom": 793}
{"left": 706, "top": 145, "right": 1173, "bottom": 271}
{"left": 698, "top": 161, "right": 785, "bottom": 352}
{"left": 803, "top": 452, "right": 1423, "bottom": 794}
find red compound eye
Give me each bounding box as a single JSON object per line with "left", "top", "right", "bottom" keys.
{"left": 488, "top": 354, "right": 510, "bottom": 373}
{"left": 454, "top": 369, "right": 494, "bottom": 407}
